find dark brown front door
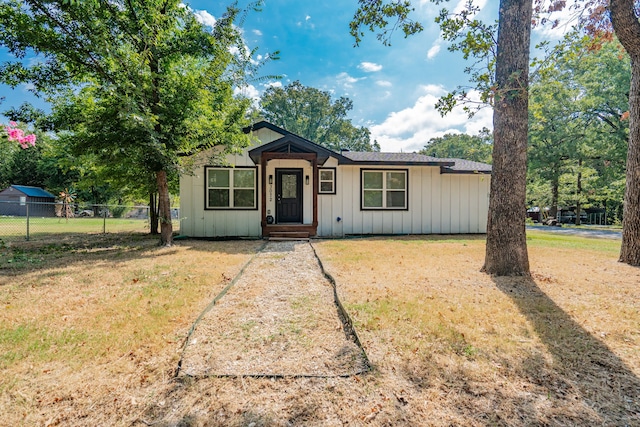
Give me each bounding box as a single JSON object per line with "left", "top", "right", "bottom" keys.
{"left": 276, "top": 169, "right": 302, "bottom": 223}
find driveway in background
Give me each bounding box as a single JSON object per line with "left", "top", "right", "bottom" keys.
{"left": 527, "top": 225, "right": 622, "bottom": 240}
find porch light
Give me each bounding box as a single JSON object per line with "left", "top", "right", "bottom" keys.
{"left": 305, "top": 175, "right": 310, "bottom": 185}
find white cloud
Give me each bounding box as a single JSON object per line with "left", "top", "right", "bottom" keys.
{"left": 194, "top": 10, "right": 216, "bottom": 28}
{"left": 358, "top": 62, "right": 383, "bottom": 72}
{"left": 264, "top": 81, "right": 283, "bottom": 89}
{"left": 336, "top": 72, "right": 365, "bottom": 89}
{"left": 375, "top": 80, "right": 392, "bottom": 87}
{"left": 228, "top": 43, "right": 259, "bottom": 66}
{"left": 425, "top": 0, "right": 488, "bottom": 59}
{"left": 297, "top": 15, "right": 315, "bottom": 29}
{"left": 370, "top": 85, "right": 493, "bottom": 152}
{"left": 427, "top": 42, "right": 441, "bottom": 60}
{"left": 234, "top": 84, "right": 260, "bottom": 107}
{"left": 253, "top": 29, "right": 263, "bottom": 36}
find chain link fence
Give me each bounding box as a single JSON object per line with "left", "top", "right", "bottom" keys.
{"left": 0, "top": 201, "right": 180, "bottom": 243}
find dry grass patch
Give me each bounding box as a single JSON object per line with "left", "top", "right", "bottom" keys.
{"left": 312, "top": 232, "right": 640, "bottom": 425}
{"left": 1, "top": 231, "right": 639, "bottom": 426}
{"left": 0, "top": 234, "right": 262, "bottom": 426}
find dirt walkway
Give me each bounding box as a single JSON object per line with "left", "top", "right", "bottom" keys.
{"left": 178, "top": 241, "right": 367, "bottom": 378}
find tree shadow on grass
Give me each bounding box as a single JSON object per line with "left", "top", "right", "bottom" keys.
{"left": 492, "top": 276, "right": 640, "bottom": 425}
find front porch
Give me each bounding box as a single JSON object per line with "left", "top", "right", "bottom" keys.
{"left": 248, "top": 133, "right": 335, "bottom": 239}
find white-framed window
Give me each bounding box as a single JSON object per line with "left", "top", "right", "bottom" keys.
{"left": 205, "top": 167, "right": 257, "bottom": 209}
{"left": 361, "top": 169, "right": 408, "bottom": 210}
{"left": 318, "top": 168, "right": 336, "bottom": 194}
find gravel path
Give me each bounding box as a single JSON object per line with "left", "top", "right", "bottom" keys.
{"left": 179, "top": 241, "right": 367, "bottom": 377}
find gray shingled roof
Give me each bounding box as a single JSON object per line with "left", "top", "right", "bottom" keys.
{"left": 340, "top": 151, "right": 452, "bottom": 165}
{"left": 439, "top": 158, "right": 492, "bottom": 174}
{"left": 341, "top": 152, "right": 491, "bottom": 173}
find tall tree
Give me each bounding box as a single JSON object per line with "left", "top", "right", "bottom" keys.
{"left": 260, "top": 81, "right": 379, "bottom": 152}
{"left": 528, "top": 34, "right": 629, "bottom": 221}
{"left": 420, "top": 131, "right": 492, "bottom": 163}
{"left": 351, "top": 0, "right": 532, "bottom": 275}
{"left": 609, "top": 0, "right": 640, "bottom": 265}
{"left": 481, "top": 0, "right": 532, "bottom": 275}
{"left": 0, "top": 0, "right": 258, "bottom": 246}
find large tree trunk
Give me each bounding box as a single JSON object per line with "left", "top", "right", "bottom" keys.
{"left": 550, "top": 177, "right": 559, "bottom": 220}
{"left": 149, "top": 192, "right": 159, "bottom": 235}
{"left": 575, "top": 158, "right": 582, "bottom": 225}
{"left": 619, "top": 53, "right": 640, "bottom": 264}
{"left": 482, "top": 0, "right": 532, "bottom": 276}
{"left": 610, "top": 0, "right": 640, "bottom": 266}
{"left": 156, "top": 170, "right": 173, "bottom": 246}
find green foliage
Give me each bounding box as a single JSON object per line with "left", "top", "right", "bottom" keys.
{"left": 0, "top": 129, "right": 78, "bottom": 191}
{"left": 260, "top": 81, "right": 379, "bottom": 152}
{"left": 0, "top": 0, "right": 266, "bottom": 242}
{"left": 350, "top": 0, "right": 423, "bottom": 46}
{"left": 528, "top": 32, "right": 629, "bottom": 214}
{"left": 434, "top": 3, "right": 498, "bottom": 117}
{"left": 419, "top": 130, "right": 492, "bottom": 163}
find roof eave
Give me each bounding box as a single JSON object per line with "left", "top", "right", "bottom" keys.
{"left": 338, "top": 159, "right": 455, "bottom": 167}
{"left": 440, "top": 168, "right": 492, "bottom": 175}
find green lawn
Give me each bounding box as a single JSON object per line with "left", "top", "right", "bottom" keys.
{"left": 0, "top": 216, "right": 173, "bottom": 241}
{"left": 526, "top": 229, "right": 622, "bottom": 254}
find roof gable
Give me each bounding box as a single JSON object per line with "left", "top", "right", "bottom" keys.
{"left": 242, "top": 121, "right": 291, "bottom": 137}
{"left": 248, "top": 134, "right": 346, "bottom": 165}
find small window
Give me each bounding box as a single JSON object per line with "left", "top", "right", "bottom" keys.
{"left": 318, "top": 168, "right": 336, "bottom": 194}
{"left": 206, "top": 167, "right": 257, "bottom": 209}
{"left": 361, "top": 169, "right": 407, "bottom": 210}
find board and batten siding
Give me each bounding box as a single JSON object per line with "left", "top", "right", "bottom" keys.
{"left": 316, "top": 165, "right": 489, "bottom": 237}
{"left": 180, "top": 137, "right": 263, "bottom": 238}
{"left": 180, "top": 127, "right": 318, "bottom": 237}
{"left": 180, "top": 124, "right": 490, "bottom": 238}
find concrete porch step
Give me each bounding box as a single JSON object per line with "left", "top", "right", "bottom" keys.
{"left": 268, "top": 231, "right": 310, "bottom": 241}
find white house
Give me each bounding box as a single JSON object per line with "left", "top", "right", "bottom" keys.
{"left": 179, "top": 121, "right": 491, "bottom": 238}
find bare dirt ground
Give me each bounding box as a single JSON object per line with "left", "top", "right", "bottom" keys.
{"left": 1, "top": 232, "right": 639, "bottom": 426}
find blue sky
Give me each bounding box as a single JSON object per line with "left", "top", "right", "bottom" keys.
{"left": 0, "top": 0, "right": 570, "bottom": 152}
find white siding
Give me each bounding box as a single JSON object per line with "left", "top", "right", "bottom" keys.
{"left": 316, "top": 166, "right": 491, "bottom": 237}
{"left": 180, "top": 127, "right": 491, "bottom": 237}
{"left": 179, "top": 127, "right": 282, "bottom": 238}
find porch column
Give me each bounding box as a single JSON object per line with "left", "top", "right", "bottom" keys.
{"left": 312, "top": 155, "right": 318, "bottom": 228}
{"left": 261, "top": 155, "right": 267, "bottom": 235}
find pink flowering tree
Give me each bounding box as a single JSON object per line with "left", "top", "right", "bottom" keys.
{"left": 1, "top": 121, "right": 37, "bottom": 149}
